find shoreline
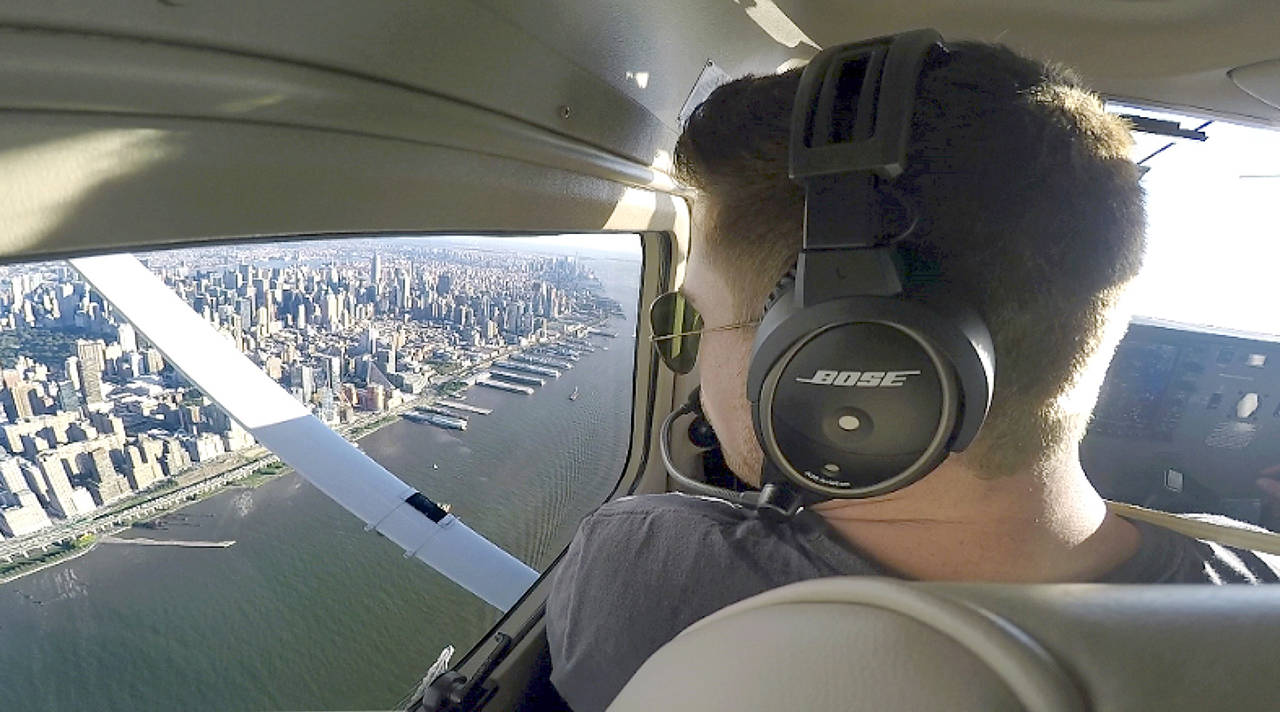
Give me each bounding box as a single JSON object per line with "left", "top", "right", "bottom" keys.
{"left": 0, "top": 404, "right": 412, "bottom": 587}
{"left": 0, "top": 538, "right": 99, "bottom": 586}
{"left": 0, "top": 316, "right": 612, "bottom": 586}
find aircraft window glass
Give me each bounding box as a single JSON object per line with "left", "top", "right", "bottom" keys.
{"left": 0, "top": 234, "right": 642, "bottom": 712}
{"left": 1114, "top": 104, "right": 1280, "bottom": 336}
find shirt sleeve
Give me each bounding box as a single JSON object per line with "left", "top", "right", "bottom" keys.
{"left": 546, "top": 507, "right": 667, "bottom": 711}
{"left": 545, "top": 497, "right": 743, "bottom": 712}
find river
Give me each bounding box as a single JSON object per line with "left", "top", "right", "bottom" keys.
{"left": 0, "top": 255, "right": 641, "bottom": 711}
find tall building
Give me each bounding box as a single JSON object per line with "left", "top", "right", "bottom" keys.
{"left": 159, "top": 438, "right": 190, "bottom": 477}
{"left": 318, "top": 388, "right": 338, "bottom": 424}
{"left": 55, "top": 379, "right": 82, "bottom": 413}
{"left": 291, "top": 364, "right": 315, "bottom": 403}
{"left": 88, "top": 447, "right": 131, "bottom": 505}
{"left": 398, "top": 270, "right": 411, "bottom": 310}
{"left": 376, "top": 346, "right": 396, "bottom": 375}
{"left": 38, "top": 454, "right": 87, "bottom": 518}
{"left": 75, "top": 339, "right": 104, "bottom": 404}
{"left": 361, "top": 325, "right": 379, "bottom": 355}
{"left": 0, "top": 454, "right": 50, "bottom": 537}
{"left": 5, "top": 382, "right": 39, "bottom": 420}
{"left": 123, "top": 444, "right": 163, "bottom": 490}
{"left": 371, "top": 253, "right": 383, "bottom": 284}
{"left": 323, "top": 291, "right": 340, "bottom": 332}
{"left": 64, "top": 355, "right": 81, "bottom": 390}
{"left": 143, "top": 347, "right": 165, "bottom": 374}
{"left": 0, "top": 455, "right": 30, "bottom": 494}
{"left": 326, "top": 355, "right": 342, "bottom": 391}
{"left": 117, "top": 322, "right": 138, "bottom": 352}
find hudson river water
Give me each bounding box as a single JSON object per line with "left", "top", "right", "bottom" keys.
{"left": 0, "top": 255, "right": 640, "bottom": 711}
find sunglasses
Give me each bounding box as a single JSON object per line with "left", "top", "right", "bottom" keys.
{"left": 648, "top": 291, "right": 760, "bottom": 373}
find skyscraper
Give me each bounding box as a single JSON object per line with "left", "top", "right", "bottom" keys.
{"left": 361, "top": 324, "right": 379, "bottom": 355}
{"left": 0, "top": 454, "right": 52, "bottom": 537}
{"left": 39, "top": 454, "right": 86, "bottom": 518}
{"left": 75, "top": 339, "right": 104, "bottom": 404}
{"left": 371, "top": 253, "right": 383, "bottom": 284}
{"left": 64, "top": 355, "right": 81, "bottom": 390}
{"left": 291, "top": 364, "right": 315, "bottom": 403}
{"left": 143, "top": 347, "right": 165, "bottom": 374}
{"left": 55, "top": 380, "right": 82, "bottom": 413}
{"left": 123, "top": 444, "right": 163, "bottom": 490}
{"left": 88, "top": 447, "right": 131, "bottom": 505}
{"left": 117, "top": 322, "right": 138, "bottom": 352}
{"left": 326, "top": 355, "right": 342, "bottom": 391}
{"left": 5, "top": 382, "right": 39, "bottom": 420}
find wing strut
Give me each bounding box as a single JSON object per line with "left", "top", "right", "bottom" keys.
{"left": 70, "top": 253, "right": 538, "bottom": 611}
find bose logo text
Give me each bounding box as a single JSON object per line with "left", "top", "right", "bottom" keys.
{"left": 794, "top": 370, "right": 922, "bottom": 387}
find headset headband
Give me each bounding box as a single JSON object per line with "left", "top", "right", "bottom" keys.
{"left": 788, "top": 29, "right": 946, "bottom": 307}
{"left": 745, "top": 28, "right": 992, "bottom": 510}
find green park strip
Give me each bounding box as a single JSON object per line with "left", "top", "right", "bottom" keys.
{"left": 0, "top": 534, "right": 97, "bottom": 583}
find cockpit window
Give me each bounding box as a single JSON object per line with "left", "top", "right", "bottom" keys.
{"left": 1115, "top": 105, "right": 1280, "bottom": 336}
{"left": 0, "top": 234, "right": 642, "bottom": 711}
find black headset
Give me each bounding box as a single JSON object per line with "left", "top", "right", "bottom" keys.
{"left": 663, "top": 29, "right": 995, "bottom": 516}
{"left": 745, "top": 29, "right": 994, "bottom": 513}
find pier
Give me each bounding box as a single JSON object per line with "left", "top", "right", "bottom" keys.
{"left": 478, "top": 379, "right": 534, "bottom": 395}
{"left": 415, "top": 405, "right": 474, "bottom": 420}
{"left": 535, "top": 346, "right": 580, "bottom": 361}
{"left": 405, "top": 411, "right": 468, "bottom": 430}
{"left": 100, "top": 536, "right": 235, "bottom": 548}
{"left": 496, "top": 360, "right": 561, "bottom": 378}
{"left": 488, "top": 369, "right": 546, "bottom": 387}
{"left": 436, "top": 400, "right": 492, "bottom": 415}
{"left": 511, "top": 353, "right": 573, "bottom": 370}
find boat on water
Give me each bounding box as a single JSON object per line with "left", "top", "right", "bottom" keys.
{"left": 569, "top": 386, "right": 579, "bottom": 401}
{"left": 433, "top": 463, "right": 439, "bottom": 470}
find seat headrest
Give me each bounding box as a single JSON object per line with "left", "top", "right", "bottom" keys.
{"left": 608, "top": 576, "right": 1280, "bottom": 712}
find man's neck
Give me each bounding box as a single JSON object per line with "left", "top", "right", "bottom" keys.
{"left": 809, "top": 455, "right": 1141, "bottom": 582}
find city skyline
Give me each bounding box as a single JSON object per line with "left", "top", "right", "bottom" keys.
{"left": 0, "top": 238, "right": 631, "bottom": 554}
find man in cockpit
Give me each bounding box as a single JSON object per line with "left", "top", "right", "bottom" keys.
{"left": 546, "top": 40, "right": 1280, "bottom": 712}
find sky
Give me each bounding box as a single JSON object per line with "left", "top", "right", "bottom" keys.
{"left": 426, "top": 234, "right": 642, "bottom": 261}
{"left": 472, "top": 110, "right": 1280, "bottom": 335}
{"left": 1117, "top": 105, "right": 1280, "bottom": 336}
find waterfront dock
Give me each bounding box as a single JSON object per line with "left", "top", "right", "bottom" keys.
{"left": 405, "top": 411, "right": 468, "bottom": 430}
{"left": 101, "top": 536, "right": 235, "bottom": 548}
{"left": 535, "top": 346, "right": 580, "bottom": 361}
{"left": 415, "top": 405, "right": 474, "bottom": 419}
{"left": 436, "top": 400, "right": 492, "bottom": 415}
{"left": 488, "top": 369, "right": 546, "bottom": 387}
{"left": 478, "top": 378, "right": 534, "bottom": 395}
{"left": 496, "top": 360, "right": 561, "bottom": 378}
{"left": 511, "top": 353, "right": 573, "bottom": 370}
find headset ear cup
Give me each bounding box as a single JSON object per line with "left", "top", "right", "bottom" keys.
{"left": 764, "top": 267, "right": 797, "bottom": 312}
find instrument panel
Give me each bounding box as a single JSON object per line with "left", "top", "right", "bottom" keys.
{"left": 1082, "top": 317, "right": 1280, "bottom": 526}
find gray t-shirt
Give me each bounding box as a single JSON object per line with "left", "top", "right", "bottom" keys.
{"left": 546, "top": 492, "right": 1280, "bottom": 712}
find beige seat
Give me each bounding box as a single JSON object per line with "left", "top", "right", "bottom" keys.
{"left": 608, "top": 576, "right": 1280, "bottom": 711}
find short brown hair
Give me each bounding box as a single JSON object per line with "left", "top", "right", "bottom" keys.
{"left": 674, "top": 42, "right": 1146, "bottom": 477}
